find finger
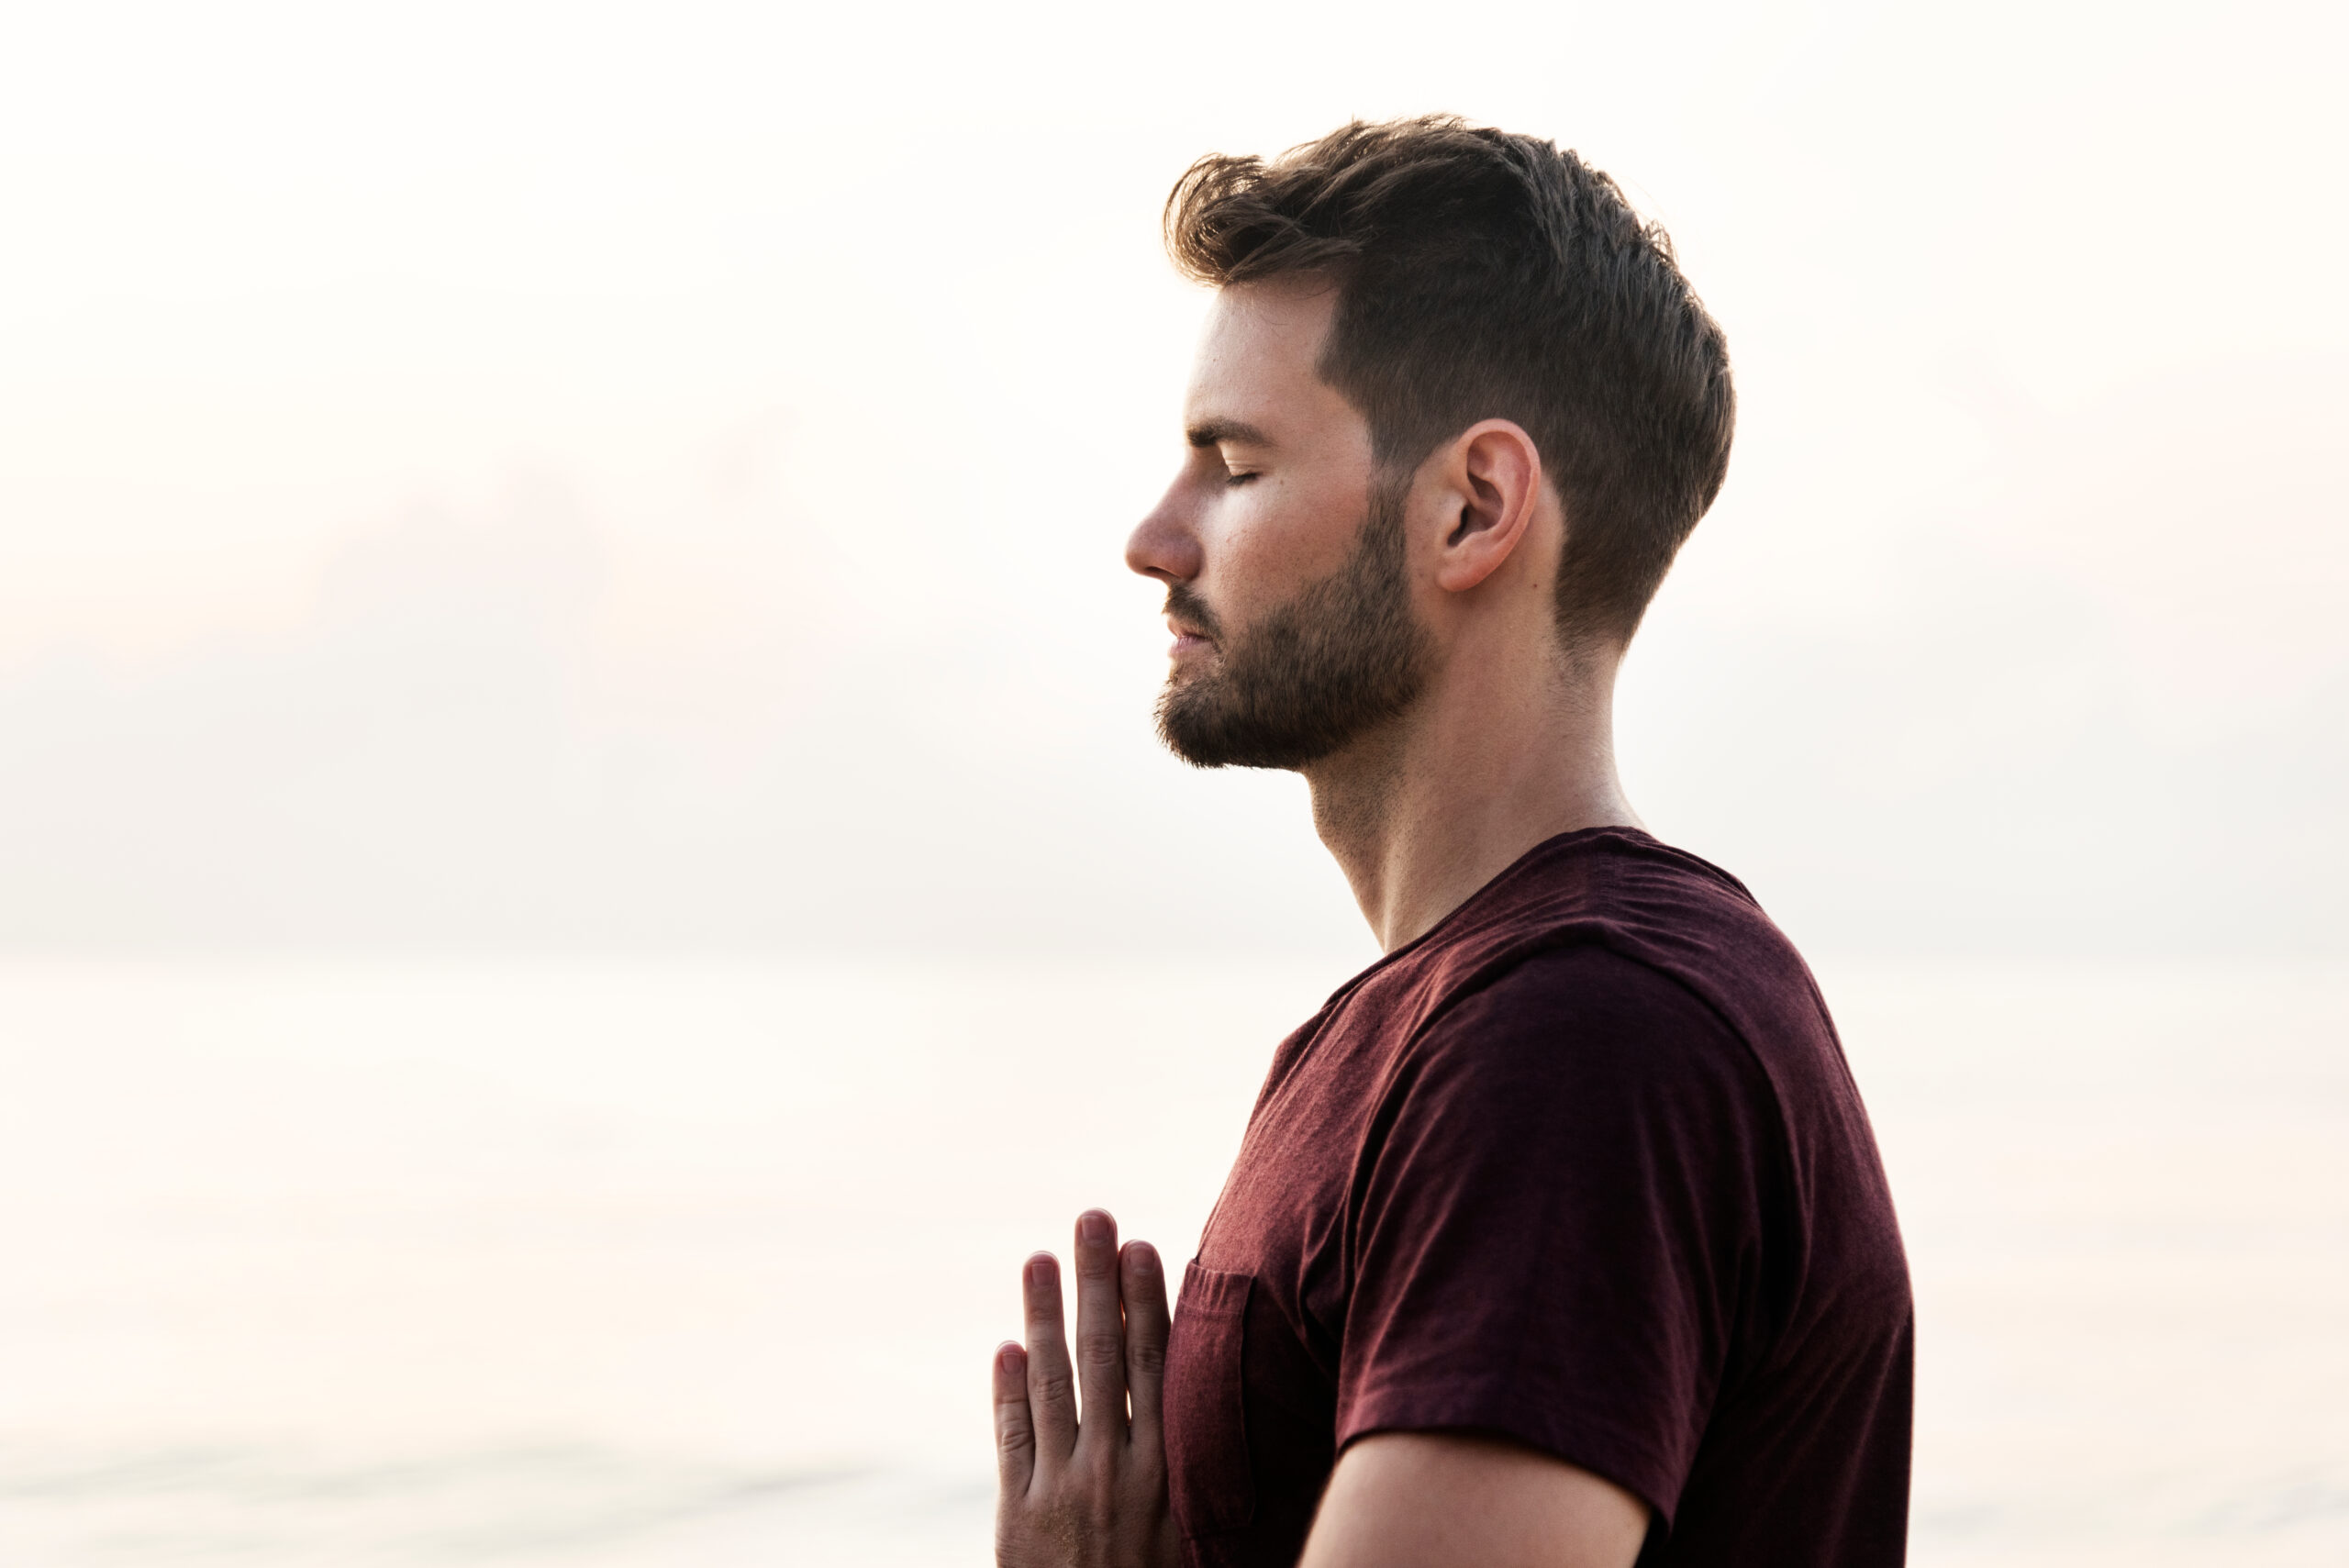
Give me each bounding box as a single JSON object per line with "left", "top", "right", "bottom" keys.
{"left": 1073, "top": 1209, "right": 1130, "bottom": 1446}
{"left": 992, "top": 1340, "right": 1036, "bottom": 1496}
{"left": 1120, "top": 1240, "right": 1172, "bottom": 1455}
{"left": 1022, "top": 1251, "right": 1079, "bottom": 1462}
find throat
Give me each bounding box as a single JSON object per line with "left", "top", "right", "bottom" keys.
{"left": 1302, "top": 718, "right": 1431, "bottom": 951}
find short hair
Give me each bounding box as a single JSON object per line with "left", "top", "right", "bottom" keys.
{"left": 1164, "top": 117, "right": 1734, "bottom": 648}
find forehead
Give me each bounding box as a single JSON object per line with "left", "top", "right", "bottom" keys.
{"left": 1185, "top": 278, "right": 1353, "bottom": 431}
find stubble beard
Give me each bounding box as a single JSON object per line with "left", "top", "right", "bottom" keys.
{"left": 1154, "top": 483, "right": 1432, "bottom": 771}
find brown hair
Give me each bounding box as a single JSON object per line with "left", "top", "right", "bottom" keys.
{"left": 1165, "top": 116, "right": 1734, "bottom": 647}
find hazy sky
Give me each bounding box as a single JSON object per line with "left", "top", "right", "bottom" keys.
{"left": 0, "top": 0, "right": 2340, "bottom": 956}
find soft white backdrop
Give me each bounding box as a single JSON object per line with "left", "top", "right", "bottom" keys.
{"left": 1, "top": 0, "right": 2340, "bottom": 957}
{"left": 0, "top": 3, "right": 2343, "bottom": 1565}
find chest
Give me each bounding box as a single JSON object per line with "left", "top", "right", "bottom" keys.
{"left": 1192, "top": 1002, "right": 1410, "bottom": 1380}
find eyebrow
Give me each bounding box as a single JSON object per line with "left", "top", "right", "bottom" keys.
{"left": 1186, "top": 418, "right": 1275, "bottom": 450}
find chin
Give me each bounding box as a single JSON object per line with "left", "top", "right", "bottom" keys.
{"left": 1162, "top": 659, "right": 1217, "bottom": 698}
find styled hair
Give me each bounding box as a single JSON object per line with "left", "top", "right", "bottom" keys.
{"left": 1165, "top": 117, "right": 1734, "bottom": 647}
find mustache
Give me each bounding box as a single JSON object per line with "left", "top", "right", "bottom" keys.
{"left": 1163, "top": 583, "right": 1225, "bottom": 642}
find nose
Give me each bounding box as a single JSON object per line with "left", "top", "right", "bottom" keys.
{"left": 1126, "top": 479, "right": 1204, "bottom": 585}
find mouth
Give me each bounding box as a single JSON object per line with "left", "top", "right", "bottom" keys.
{"left": 1160, "top": 582, "right": 1224, "bottom": 664}
{"left": 1164, "top": 617, "right": 1217, "bottom": 660}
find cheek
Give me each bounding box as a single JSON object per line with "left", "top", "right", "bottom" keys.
{"left": 1204, "top": 519, "right": 1285, "bottom": 620}
{"left": 1202, "top": 476, "right": 1365, "bottom": 617}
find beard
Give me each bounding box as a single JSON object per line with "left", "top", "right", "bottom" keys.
{"left": 1154, "top": 483, "right": 1432, "bottom": 770}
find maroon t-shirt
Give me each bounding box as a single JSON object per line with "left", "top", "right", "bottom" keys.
{"left": 1163, "top": 828, "right": 1911, "bottom": 1567}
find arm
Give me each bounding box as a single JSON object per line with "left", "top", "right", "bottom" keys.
{"left": 1300, "top": 1432, "right": 1649, "bottom": 1568}
{"left": 1321, "top": 951, "right": 1763, "bottom": 1561}
{"left": 993, "top": 1208, "right": 1181, "bottom": 1568}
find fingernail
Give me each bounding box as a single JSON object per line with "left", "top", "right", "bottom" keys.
{"left": 1026, "top": 1252, "right": 1054, "bottom": 1285}
{"left": 996, "top": 1340, "right": 1023, "bottom": 1370}
{"left": 1079, "top": 1211, "right": 1112, "bottom": 1246}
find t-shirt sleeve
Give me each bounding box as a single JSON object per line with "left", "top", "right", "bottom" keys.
{"left": 1333, "top": 942, "right": 1777, "bottom": 1523}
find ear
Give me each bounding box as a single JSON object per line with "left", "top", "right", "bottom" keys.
{"left": 1427, "top": 419, "right": 1544, "bottom": 594}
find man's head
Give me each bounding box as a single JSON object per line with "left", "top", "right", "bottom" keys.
{"left": 1130, "top": 117, "right": 1733, "bottom": 771}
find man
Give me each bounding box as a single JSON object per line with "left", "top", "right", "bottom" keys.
{"left": 992, "top": 117, "right": 1912, "bottom": 1568}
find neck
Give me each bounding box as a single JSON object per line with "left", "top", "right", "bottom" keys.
{"left": 1304, "top": 641, "right": 1641, "bottom": 951}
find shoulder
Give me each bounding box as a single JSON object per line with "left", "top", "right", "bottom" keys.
{"left": 1429, "top": 828, "right": 1819, "bottom": 1031}
{"left": 1397, "top": 942, "right": 1773, "bottom": 1125}
{"left": 1420, "top": 942, "right": 1749, "bottom": 1068}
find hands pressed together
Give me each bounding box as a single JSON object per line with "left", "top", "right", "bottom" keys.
{"left": 992, "top": 1211, "right": 1653, "bottom": 1568}
{"left": 994, "top": 1209, "right": 1182, "bottom": 1568}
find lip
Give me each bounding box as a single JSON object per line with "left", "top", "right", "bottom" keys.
{"left": 1164, "top": 617, "right": 1216, "bottom": 659}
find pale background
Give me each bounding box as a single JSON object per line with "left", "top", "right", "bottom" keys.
{"left": 0, "top": 0, "right": 2342, "bottom": 1562}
